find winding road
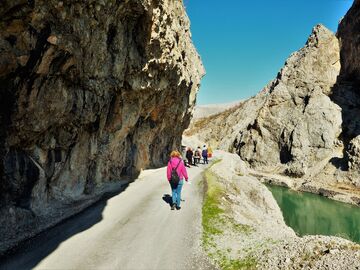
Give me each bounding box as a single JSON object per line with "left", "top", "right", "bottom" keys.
{"left": 1, "top": 164, "right": 214, "bottom": 270}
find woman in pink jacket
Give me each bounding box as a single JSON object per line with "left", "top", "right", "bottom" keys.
{"left": 167, "top": 150, "right": 188, "bottom": 210}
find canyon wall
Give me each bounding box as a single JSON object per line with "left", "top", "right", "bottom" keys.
{"left": 186, "top": 0, "right": 360, "bottom": 197}
{"left": 187, "top": 24, "right": 342, "bottom": 176}
{"left": 333, "top": 0, "right": 360, "bottom": 183}
{"left": 233, "top": 24, "right": 341, "bottom": 178}
{"left": 0, "top": 0, "right": 204, "bottom": 253}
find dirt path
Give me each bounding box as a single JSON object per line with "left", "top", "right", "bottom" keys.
{"left": 1, "top": 164, "right": 215, "bottom": 270}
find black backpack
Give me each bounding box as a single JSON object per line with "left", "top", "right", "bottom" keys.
{"left": 170, "top": 159, "right": 181, "bottom": 187}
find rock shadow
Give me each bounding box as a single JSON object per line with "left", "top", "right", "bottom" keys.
{"left": 329, "top": 156, "right": 349, "bottom": 171}
{"left": 0, "top": 184, "right": 129, "bottom": 270}
{"left": 328, "top": 4, "right": 360, "bottom": 171}
{"left": 329, "top": 74, "right": 360, "bottom": 171}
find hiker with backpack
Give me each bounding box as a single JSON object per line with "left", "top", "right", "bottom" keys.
{"left": 167, "top": 150, "right": 189, "bottom": 210}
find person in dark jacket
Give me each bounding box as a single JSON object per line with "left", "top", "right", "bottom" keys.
{"left": 202, "top": 145, "right": 208, "bottom": 164}
{"left": 185, "top": 147, "right": 194, "bottom": 166}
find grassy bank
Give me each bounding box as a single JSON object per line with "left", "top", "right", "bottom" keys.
{"left": 201, "top": 159, "right": 257, "bottom": 270}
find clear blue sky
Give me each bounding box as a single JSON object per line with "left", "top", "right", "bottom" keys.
{"left": 184, "top": 0, "right": 354, "bottom": 105}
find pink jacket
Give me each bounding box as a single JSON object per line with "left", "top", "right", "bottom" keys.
{"left": 167, "top": 157, "right": 188, "bottom": 182}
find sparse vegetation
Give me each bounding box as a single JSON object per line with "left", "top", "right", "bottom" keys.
{"left": 202, "top": 163, "right": 225, "bottom": 251}
{"left": 220, "top": 256, "right": 258, "bottom": 270}
{"left": 201, "top": 159, "right": 257, "bottom": 269}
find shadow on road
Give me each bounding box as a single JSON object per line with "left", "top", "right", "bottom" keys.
{"left": 0, "top": 185, "right": 129, "bottom": 270}
{"left": 162, "top": 194, "right": 173, "bottom": 208}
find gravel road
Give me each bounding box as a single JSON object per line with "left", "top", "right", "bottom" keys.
{"left": 1, "top": 164, "right": 215, "bottom": 270}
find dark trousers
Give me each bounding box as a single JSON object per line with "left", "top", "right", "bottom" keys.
{"left": 203, "top": 156, "right": 208, "bottom": 164}
{"left": 187, "top": 157, "right": 192, "bottom": 165}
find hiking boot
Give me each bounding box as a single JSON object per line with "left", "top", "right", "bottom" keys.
{"left": 176, "top": 206, "right": 181, "bottom": 210}
{"left": 171, "top": 204, "right": 175, "bottom": 210}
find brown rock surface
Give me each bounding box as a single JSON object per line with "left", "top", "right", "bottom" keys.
{"left": 0, "top": 0, "right": 204, "bottom": 253}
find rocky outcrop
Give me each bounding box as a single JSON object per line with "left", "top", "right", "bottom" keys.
{"left": 337, "top": 0, "right": 360, "bottom": 84}
{"left": 187, "top": 24, "right": 342, "bottom": 177}
{"left": 233, "top": 24, "right": 341, "bottom": 177}
{"left": 331, "top": 0, "right": 360, "bottom": 187}
{"left": 0, "top": 0, "right": 204, "bottom": 253}
{"left": 347, "top": 136, "right": 360, "bottom": 176}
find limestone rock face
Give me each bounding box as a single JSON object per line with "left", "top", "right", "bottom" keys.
{"left": 337, "top": 0, "right": 360, "bottom": 84}
{"left": 0, "top": 0, "right": 204, "bottom": 252}
{"left": 346, "top": 136, "right": 360, "bottom": 186}
{"left": 209, "top": 151, "right": 293, "bottom": 236}
{"left": 188, "top": 24, "right": 341, "bottom": 178}
{"left": 334, "top": 0, "right": 360, "bottom": 186}
{"left": 238, "top": 25, "right": 341, "bottom": 177}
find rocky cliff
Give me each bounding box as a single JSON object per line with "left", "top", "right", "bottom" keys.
{"left": 187, "top": 24, "right": 341, "bottom": 176}
{"left": 337, "top": 0, "right": 360, "bottom": 84}
{"left": 234, "top": 24, "right": 341, "bottom": 178}
{"left": 332, "top": 0, "right": 360, "bottom": 184}
{"left": 0, "top": 0, "right": 204, "bottom": 253}
{"left": 186, "top": 1, "right": 360, "bottom": 203}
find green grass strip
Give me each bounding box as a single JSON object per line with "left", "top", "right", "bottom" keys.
{"left": 201, "top": 159, "right": 257, "bottom": 269}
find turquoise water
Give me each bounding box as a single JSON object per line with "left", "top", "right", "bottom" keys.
{"left": 266, "top": 185, "right": 360, "bottom": 243}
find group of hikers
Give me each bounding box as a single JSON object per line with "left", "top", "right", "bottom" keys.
{"left": 166, "top": 145, "right": 213, "bottom": 210}
{"left": 184, "top": 145, "right": 212, "bottom": 167}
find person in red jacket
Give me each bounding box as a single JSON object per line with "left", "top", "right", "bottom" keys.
{"left": 167, "top": 150, "right": 188, "bottom": 210}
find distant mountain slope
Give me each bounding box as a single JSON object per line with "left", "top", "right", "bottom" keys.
{"left": 192, "top": 100, "right": 242, "bottom": 119}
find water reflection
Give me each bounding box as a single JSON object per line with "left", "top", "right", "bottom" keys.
{"left": 267, "top": 185, "right": 360, "bottom": 243}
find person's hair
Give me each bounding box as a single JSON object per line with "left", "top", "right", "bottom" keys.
{"left": 170, "top": 150, "right": 181, "bottom": 158}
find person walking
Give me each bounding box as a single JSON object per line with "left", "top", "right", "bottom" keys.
{"left": 186, "top": 147, "right": 194, "bottom": 166}
{"left": 167, "top": 150, "right": 189, "bottom": 210}
{"left": 207, "top": 145, "right": 213, "bottom": 158}
{"left": 194, "top": 146, "right": 201, "bottom": 164}
{"left": 202, "top": 145, "right": 208, "bottom": 164}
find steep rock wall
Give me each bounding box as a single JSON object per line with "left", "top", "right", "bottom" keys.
{"left": 337, "top": 0, "right": 360, "bottom": 84}
{"left": 235, "top": 25, "right": 341, "bottom": 177}
{"left": 332, "top": 0, "right": 360, "bottom": 184}
{"left": 187, "top": 24, "right": 341, "bottom": 178}
{"left": 0, "top": 0, "right": 204, "bottom": 253}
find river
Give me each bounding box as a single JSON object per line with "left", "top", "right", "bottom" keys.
{"left": 266, "top": 185, "right": 360, "bottom": 244}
